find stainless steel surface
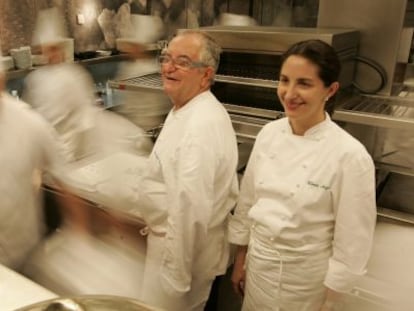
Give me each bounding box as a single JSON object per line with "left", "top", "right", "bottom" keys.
{"left": 230, "top": 114, "right": 276, "bottom": 143}
{"left": 14, "top": 295, "right": 163, "bottom": 311}
{"left": 223, "top": 103, "right": 282, "bottom": 120}
{"left": 107, "top": 73, "right": 280, "bottom": 142}
{"left": 195, "top": 26, "right": 359, "bottom": 88}
{"left": 333, "top": 92, "right": 414, "bottom": 224}
{"left": 187, "top": 26, "right": 359, "bottom": 56}
{"left": 333, "top": 94, "right": 414, "bottom": 130}
{"left": 108, "top": 73, "right": 162, "bottom": 92}
{"left": 215, "top": 74, "right": 277, "bottom": 89}
{"left": 318, "top": 0, "right": 409, "bottom": 95}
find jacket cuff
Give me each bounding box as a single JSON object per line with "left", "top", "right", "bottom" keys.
{"left": 324, "top": 258, "right": 366, "bottom": 293}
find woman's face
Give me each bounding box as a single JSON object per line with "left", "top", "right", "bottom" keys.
{"left": 277, "top": 55, "right": 338, "bottom": 133}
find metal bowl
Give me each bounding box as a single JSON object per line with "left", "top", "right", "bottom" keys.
{"left": 13, "top": 295, "right": 164, "bottom": 311}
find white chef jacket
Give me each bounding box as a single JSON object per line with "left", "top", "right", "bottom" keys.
{"left": 23, "top": 63, "right": 152, "bottom": 161}
{"left": 138, "top": 91, "right": 238, "bottom": 308}
{"left": 229, "top": 114, "right": 376, "bottom": 293}
{"left": 0, "top": 93, "right": 65, "bottom": 270}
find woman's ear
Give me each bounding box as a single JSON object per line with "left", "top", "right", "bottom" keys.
{"left": 327, "top": 81, "right": 340, "bottom": 99}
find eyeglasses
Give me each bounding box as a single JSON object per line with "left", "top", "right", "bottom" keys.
{"left": 158, "top": 54, "right": 207, "bottom": 71}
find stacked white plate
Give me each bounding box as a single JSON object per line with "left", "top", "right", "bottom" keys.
{"left": 9, "top": 46, "right": 32, "bottom": 69}
{"left": 0, "top": 56, "right": 15, "bottom": 71}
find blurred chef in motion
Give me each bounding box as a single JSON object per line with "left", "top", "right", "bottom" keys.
{"left": 23, "top": 8, "right": 153, "bottom": 161}
{"left": 21, "top": 7, "right": 152, "bottom": 300}
{"left": 137, "top": 30, "right": 239, "bottom": 310}
{"left": 0, "top": 42, "right": 76, "bottom": 272}
{"left": 112, "top": 13, "right": 171, "bottom": 132}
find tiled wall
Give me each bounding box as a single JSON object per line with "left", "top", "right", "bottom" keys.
{"left": 0, "top": 0, "right": 318, "bottom": 55}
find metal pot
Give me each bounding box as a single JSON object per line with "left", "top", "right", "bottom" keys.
{"left": 13, "top": 295, "right": 164, "bottom": 311}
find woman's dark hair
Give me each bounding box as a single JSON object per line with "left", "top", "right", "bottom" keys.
{"left": 280, "top": 39, "right": 341, "bottom": 87}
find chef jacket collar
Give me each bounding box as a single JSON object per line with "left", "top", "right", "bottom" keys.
{"left": 284, "top": 112, "right": 331, "bottom": 141}
{"left": 171, "top": 91, "right": 211, "bottom": 118}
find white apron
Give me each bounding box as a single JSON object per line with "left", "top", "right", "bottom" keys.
{"left": 140, "top": 233, "right": 215, "bottom": 311}
{"left": 242, "top": 224, "right": 331, "bottom": 311}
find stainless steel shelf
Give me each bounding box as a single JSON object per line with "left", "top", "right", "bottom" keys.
{"left": 215, "top": 74, "right": 278, "bottom": 89}
{"left": 333, "top": 94, "right": 414, "bottom": 130}
{"left": 108, "top": 73, "right": 279, "bottom": 91}
{"left": 377, "top": 206, "right": 414, "bottom": 225}
{"left": 376, "top": 161, "right": 414, "bottom": 177}
{"left": 224, "top": 103, "right": 283, "bottom": 120}
{"left": 230, "top": 114, "right": 270, "bottom": 143}
{"left": 108, "top": 72, "right": 163, "bottom": 91}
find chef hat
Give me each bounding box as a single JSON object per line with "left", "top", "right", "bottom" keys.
{"left": 218, "top": 13, "right": 257, "bottom": 26}
{"left": 129, "top": 14, "right": 164, "bottom": 44}
{"left": 32, "top": 7, "right": 68, "bottom": 47}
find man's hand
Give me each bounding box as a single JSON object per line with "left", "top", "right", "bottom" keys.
{"left": 231, "top": 245, "right": 248, "bottom": 297}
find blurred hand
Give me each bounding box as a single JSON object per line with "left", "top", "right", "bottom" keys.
{"left": 320, "top": 288, "right": 344, "bottom": 311}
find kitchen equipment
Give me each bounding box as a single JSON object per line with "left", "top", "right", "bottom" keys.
{"left": 13, "top": 295, "right": 164, "bottom": 311}
{"left": 332, "top": 92, "right": 414, "bottom": 223}
{"left": 108, "top": 26, "right": 359, "bottom": 143}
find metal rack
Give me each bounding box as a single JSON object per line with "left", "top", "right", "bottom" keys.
{"left": 333, "top": 94, "right": 414, "bottom": 130}
{"left": 108, "top": 73, "right": 163, "bottom": 91}
{"left": 334, "top": 94, "right": 414, "bottom": 224}
{"left": 107, "top": 73, "right": 281, "bottom": 143}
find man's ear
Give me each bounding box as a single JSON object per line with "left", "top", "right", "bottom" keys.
{"left": 201, "top": 66, "right": 214, "bottom": 88}
{"left": 0, "top": 74, "right": 5, "bottom": 93}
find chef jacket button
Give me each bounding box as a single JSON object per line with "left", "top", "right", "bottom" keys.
{"left": 296, "top": 184, "right": 300, "bottom": 188}
{"left": 270, "top": 154, "right": 275, "bottom": 159}
{"left": 290, "top": 191, "right": 294, "bottom": 196}
{"left": 302, "top": 164, "right": 307, "bottom": 169}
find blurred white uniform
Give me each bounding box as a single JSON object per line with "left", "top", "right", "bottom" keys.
{"left": 0, "top": 93, "right": 65, "bottom": 270}
{"left": 113, "top": 14, "right": 169, "bottom": 131}
{"left": 23, "top": 62, "right": 153, "bottom": 161}
{"left": 138, "top": 91, "right": 239, "bottom": 310}
{"left": 21, "top": 53, "right": 152, "bottom": 301}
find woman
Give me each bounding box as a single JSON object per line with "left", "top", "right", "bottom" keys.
{"left": 228, "top": 39, "right": 377, "bottom": 311}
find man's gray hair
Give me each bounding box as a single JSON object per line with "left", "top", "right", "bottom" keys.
{"left": 178, "top": 29, "right": 222, "bottom": 74}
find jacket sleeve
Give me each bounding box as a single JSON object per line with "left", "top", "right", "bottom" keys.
{"left": 228, "top": 135, "right": 261, "bottom": 246}
{"left": 324, "top": 151, "right": 377, "bottom": 292}
{"left": 159, "top": 135, "right": 215, "bottom": 296}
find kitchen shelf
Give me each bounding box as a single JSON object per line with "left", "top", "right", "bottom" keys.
{"left": 108, "top": 72, "right": 162, "bottom": 91}
{"left": 108, "top": 73, "right": 279, "bottom": 91}
{"left": 377, "top": 206, "right": 414, "bottom": 225}
{"left": 224, "top": 103, "right": 283, "bottom": 120}
{"left": 333, "top": 94, "right": 414, "bottom": 130}
{"left": 215, "top": 74, "right": 278, "bottom": 89}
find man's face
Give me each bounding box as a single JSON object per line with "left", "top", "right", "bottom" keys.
{"left": 42, "top": 43, "right": 65, "bottom": 64}
{"left": 160, "top": 34, "right": 212, "bottom": 109}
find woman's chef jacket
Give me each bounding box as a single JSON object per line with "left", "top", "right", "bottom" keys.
{"left": 229, "top": 114, "right": 377, "bottom": 293}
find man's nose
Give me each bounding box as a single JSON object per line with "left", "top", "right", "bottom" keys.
{"left": 163, "top": 60, "right": 177, "bottom": 72}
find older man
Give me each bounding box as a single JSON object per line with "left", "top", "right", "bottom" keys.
{"left": 138, "top": 30, "right": 239, "bottom": 310}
